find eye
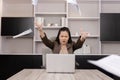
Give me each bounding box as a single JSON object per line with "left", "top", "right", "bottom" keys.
{"left": 61, "top": 35, "right": 64, "bottom": 37}
{"left": 65, "top": 36, "right": 68, "bottom": 38}
{"left": 60, "top": 35, "right": 64, "bottom": 38}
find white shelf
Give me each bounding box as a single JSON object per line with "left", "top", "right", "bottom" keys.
{"left": 68, "top": 17, "right": 100, "bottom": 20}
{"left": 71, "top": 35, "right": 99, "bottom": 38}
{"left": 4, "top": 0, "right": 31, "bottom": 4}
{"left": 43, "top": 26, "right": 63, "bottom": 29}
{"left": 88, "top": 35, "right": 99, "bottom": 38}
{"left": 37, "top": 0, "right": 66, "bottom": 3}
{"left": 102, "top": 0, "right": 120, "bottom": 2}
{"left": 35, "top": 26, "right": 63, "bottom": 29}
{"left": 35, "top": 12, "right": 67, "bottom": 15}
{"left": 34, "top": 40, "right": 42, "bottom": 42}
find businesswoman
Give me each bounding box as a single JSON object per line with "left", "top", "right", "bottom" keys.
{"left": 35, "top": 23, "right": 88, "bottom": 54}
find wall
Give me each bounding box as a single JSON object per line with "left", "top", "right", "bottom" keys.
{"left": 0, "top": 0, "right": 2, "bottom": 53}
{"left": 0, "top": 0, "right": 33, "bottom": 54}
{"left": 101, "top": 1, "right": 120, "bottom": 54}
{"left": 101, "top": 42, "right": 120, "bottom": 54}
{"left": 1, "top": 0, "right": 120, "bottom": 54}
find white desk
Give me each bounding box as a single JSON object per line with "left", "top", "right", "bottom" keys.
{"left": 7, "top": 69, "right": 113, "bottom": 80}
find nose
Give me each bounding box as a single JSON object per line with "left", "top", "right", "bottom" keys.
{"left": 63, "top": 37, "right": 66, "bottom": 40}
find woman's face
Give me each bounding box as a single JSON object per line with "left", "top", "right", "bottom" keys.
{"left": 59, "top": 31, "right": 69, "bottom": 45}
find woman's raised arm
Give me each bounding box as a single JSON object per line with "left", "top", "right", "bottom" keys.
{"left": 35, "top": 22, "right": 45, "bottom": 38}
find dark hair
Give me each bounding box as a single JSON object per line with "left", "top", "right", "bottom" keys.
{"left": 55, "top": 27, "right": 72, "bottom": 44}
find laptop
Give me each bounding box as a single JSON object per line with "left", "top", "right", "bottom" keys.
{"left": 46, "top": 54, "right": 75, "bottom": 73}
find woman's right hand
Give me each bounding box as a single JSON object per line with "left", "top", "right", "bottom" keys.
{"left": 35, "top": 22, "right": 45, "bottom": 38}
{"left": 35, "top": 22, "right": 43, "bottom": 31}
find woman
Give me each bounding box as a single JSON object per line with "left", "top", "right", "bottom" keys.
{"left": 36, "top": 23, "right": 88, "bottom": 54}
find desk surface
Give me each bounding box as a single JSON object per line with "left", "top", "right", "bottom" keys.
{"left": 7, "top": 69, "right": 113, "bottom": 80}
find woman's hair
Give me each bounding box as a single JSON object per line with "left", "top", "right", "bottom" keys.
{"left": 55, "top": 27, "right": 72, "bottom": 44}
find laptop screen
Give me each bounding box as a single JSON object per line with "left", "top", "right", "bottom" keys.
{"left": 46, "top": 54, "right": 75, "bottom": 73}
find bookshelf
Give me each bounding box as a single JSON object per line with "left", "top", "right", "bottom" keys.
{"left": 33, "top": 0, "right": 101, "bottom": 54}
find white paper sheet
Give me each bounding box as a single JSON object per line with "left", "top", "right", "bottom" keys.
{"left": 67, "top": 0, "right": 81, "bottom": 16}
{"left": 67, "top": 0, "right": 77, "bottom": 4}
{"left": 76, "top": 4, "right": 82, "bottom": 16}
{"left": 13, "top": 28, "right": 32, "bottom": 38}
{"left": 32, "top": 0, "right": 38, "bottom": 5}
{"left": 88, "top": 55, "right": 120, "bottom": 77}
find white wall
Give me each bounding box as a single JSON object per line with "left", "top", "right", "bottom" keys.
{"left": 101, "top": 1, "right": 120, "bottom": 54}
{"left": 0, "top": 0, "right": 2, "bottom": 53}
{"left": 0, "top": 0, "right": 33, "bottom": 54}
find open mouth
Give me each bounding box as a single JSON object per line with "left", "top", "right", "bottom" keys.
{"left": 62, "top": 41, "right": 66, "bottom": 43}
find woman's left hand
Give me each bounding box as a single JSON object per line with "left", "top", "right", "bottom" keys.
{"left": 80, "top": 28, "right": 89, "bottom": 41}
{"left": 80, "top": 32, "right": 88, "bottom": 41}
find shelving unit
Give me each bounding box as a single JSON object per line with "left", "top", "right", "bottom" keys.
{"left": 33, "top": 0, "right": 120, "bottom": 55}
{"left": 33, "top": 0, "right": 101, "bottom": 54}
{"left": 68, "top": 17, "right": 100, "bottom": 20}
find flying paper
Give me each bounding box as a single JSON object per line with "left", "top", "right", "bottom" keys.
{"left": 76, "top": 4, "right": 81, "bottom": 16}
{"left": 67, "top": 0, "right": 81, "bottom": 16}
{"left": 13, "top": 28, "right": 32, "bottom": 38}
{"left": 67, "top": 0, "right": 77, "bottom": 4}
{"left": 32, "top": 0, "right": 38, "bottom": 5}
